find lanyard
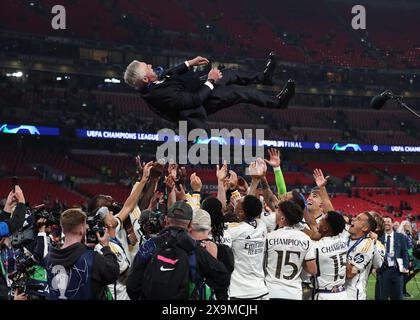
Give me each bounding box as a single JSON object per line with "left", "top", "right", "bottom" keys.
{"left": 347, "top": 235, "right": 368, "bottom": 257}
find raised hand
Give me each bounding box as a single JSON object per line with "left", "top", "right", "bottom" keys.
{"left": 141, "top": 161, "right": 154, "bottom": 181}
{"left": 264, "top": 148, "right": 281, "bottom": 168}
{"left": 228, "top": 170, "right": 238, "bottom": 190}
{"left": 4, "top": 190, "right": 17, "bottom": 212}
{"left": 13, "top": 185, "right": 25, "bottom": 204}
{"left": 188, "top": 56, "right": 210, "bottom": 67}
{"left": 256, "top": 158, "right": 267, "bottom": 176}
{"left": 207, "top": 67, "right": 223, "bottom": 83}
{"left": 165, "top": 175, "right": 175, "bottom": 193}
{"left": 97, "top": 226, "right": 110, "bottom": 247}
{"left": 216, "top": 161, "right": 228, "bottom": 182}
{"left": 135, "top": 155, "right": 144, "bottom": 177}
{"left": 174, "top": 184, "right": 187, "bottom": 201}
{"left": 313, "top": 168, "right": 329, "bottom": 188}
{"left": 190, "top": 173, "right": 202, "bottom": 192}
{"left": 168, "top": 161, "right": 178, "bottom": 179}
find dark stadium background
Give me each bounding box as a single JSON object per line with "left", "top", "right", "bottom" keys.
{"left": 0, "top": 0, "right": 419, "bottom": 299}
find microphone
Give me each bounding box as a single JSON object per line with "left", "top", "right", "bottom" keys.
{"left": 370, "top": 90, "right": 420, "bottom": 119}
{"left": 370, "top": 90, "right": 393, "bottom": 110}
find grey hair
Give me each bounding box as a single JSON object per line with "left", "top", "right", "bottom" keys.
{"left": 123, "top": 60, "right": 146, "bottom": 89}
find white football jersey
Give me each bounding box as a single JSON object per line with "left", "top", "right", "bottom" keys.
{"left": 260, "top": 211, "right": 277, "bottom": 233}
{"left": 372, "top": 240, "right": 385, "bottom": 270}
{"left": 228, "top": 219, "right": 268, "bottom": 299}
{"left": 294, "top": 213, "right": 323, "bottom": 288}
{"left": 313, "top": 235, "right": 348, "bottom": 297}
{"left": 295, "top": 213, "right": 324, "bottom": 232}
{"left": 265, "top": 226, "right": 315, "bottom": 300}
{"left": 345, "top": 237, "right": 375, "bottom": 300}
{"left": 115, "top": 217, "right": 131, "bottom": 263}
{"left": 209, "top": 227, "right": 233, "bottom": 248}
{"left": 95, "top": 240, "right": 130, "bottom": 300}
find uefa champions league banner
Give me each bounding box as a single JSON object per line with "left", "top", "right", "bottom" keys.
{"left": 75, "top": 128, "right": 420, "bottom": 153}
{"left": 0, "top": 124, "right": 60, "bottom": 136}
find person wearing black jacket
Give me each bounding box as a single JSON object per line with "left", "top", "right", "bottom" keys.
{"left": 124, "top": 53, "right": 295, "bottom": 129}
{"left": 42, "top": 208, "right": 119, "bottom": 300}
{"left": 127, "top": 201, "right": 230, "bottom": 300}
{"left": 189, "top": 208, "right": 234, "bottom": 300}
{"left": 1, "top": 187, "right": 27, "bottom": 300}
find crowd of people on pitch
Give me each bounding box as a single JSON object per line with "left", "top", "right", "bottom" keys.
{"left": 1, "top": 148, "right": 419, "bottom": 300}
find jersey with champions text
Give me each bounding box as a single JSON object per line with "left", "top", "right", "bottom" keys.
{"left": 227, "top": 219, "right": 268, "bottom": 299}
{"left": 265, "top": 226, "right": 315, "bottom": 299}
{"left": 314, "top": 235, "right": 348, "bottom": 292}
{"left": 345, "top": 236, "right": 375, "bottom": 300}
{"left": 209, "top": 228, "right": 232, "bottom": 248}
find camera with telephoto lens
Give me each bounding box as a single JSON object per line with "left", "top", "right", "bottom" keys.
{"left": 33, "top": 207, "right": 60, "bottom": 226}
{"left": 10, "top": 249, "right": 47, "bottom": 298}
{"left": 86, "top": 214, "right": 106, "bottom": 244}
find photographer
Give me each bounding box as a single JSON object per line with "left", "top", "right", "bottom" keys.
{"left": 94, "top": 207, "right": 132, "bottom": 300}
{"left": 1, "top": 187, "right": 26, "bottom": 300}
{"left": 127, "top": 201, "right": 230, "bottom": 300}
{"left": 42, "top": 208, "right": 119, "bottom": 300}
{"left": 87, "top": 161, "right": 154, "bottom": 263}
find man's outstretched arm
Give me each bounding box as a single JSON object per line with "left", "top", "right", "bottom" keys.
{"left": 166, "top": 56, "right": 209, "bottom": 76}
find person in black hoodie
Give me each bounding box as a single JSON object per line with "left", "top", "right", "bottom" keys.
{"left": 42, "top": 208, "right": 119, "bottom": 300}
{"left": 127, "top": 201, "right": 230, "bottom": 300}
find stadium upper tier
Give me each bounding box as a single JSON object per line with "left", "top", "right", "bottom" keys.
{"left": 0, "top": 0, "right": 419, "bottom": 69}
{"left": 1, "top": 80, "right": 418, "bottom": 146}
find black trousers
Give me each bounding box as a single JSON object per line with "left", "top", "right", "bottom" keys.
{"left": 378, "top": 266, "right": 404, "bottom": 300}
{"left": 203, "top": 69, "right": 280, "bottom": 115}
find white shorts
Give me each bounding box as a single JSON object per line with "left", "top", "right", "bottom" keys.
{"left": 315, "top": 291, "right": 348, "bottom": 300}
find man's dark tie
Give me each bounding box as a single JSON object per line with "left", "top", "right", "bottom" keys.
{"left": 385, "top": 235, "right": 391, "bottom": 267}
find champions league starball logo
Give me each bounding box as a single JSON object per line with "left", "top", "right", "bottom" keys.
{"left": 0, "top": 124, "right": 40, "bottom": 135}
{"left": 332, "top": 143, "right": 362, "bottom": 152}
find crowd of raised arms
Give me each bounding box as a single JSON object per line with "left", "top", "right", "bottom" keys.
{"left": 0, "top": 148, "right": 418, "bottom": 301}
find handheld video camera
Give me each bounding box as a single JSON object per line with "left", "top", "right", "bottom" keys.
{"left": 86, "top": 213, "right": 106, "bottom": 244}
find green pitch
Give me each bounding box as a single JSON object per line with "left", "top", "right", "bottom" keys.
{"left": 367, "top": 273, "right": 420, "bottom": 300}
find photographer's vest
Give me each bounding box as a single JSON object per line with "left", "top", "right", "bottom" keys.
{"left": 45, "top": 249, "right": 94, "bottom": 300}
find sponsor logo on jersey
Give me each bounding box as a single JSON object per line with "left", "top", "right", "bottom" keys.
{"left": 353, "top": 253, "right": 365, "bottom": 264}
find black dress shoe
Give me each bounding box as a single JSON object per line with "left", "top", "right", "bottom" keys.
{"left": 262, "top": 51, "right": 277, "bottom": 85}
{"left": 276, "top": 79, "right": 295, "bottom": 109}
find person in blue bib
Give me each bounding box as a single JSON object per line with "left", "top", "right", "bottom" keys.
{"left": 42, "top": 208, "right": 119, "bottom": 300}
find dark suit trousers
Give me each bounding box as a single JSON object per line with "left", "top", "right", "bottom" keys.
{"left": 203, "top": 69, "right": 279, "bottom": 115}
{"left": 378, "top": 266, "right": 404, "bottom": 300}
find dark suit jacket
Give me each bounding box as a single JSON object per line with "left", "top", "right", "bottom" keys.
{"left": 379, "top": 231, "right": 409, "bottom": 271}
{"left": 140, "top": 63, "right": 211, "bottom": 127}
